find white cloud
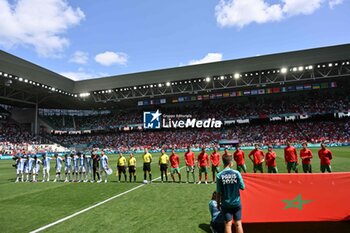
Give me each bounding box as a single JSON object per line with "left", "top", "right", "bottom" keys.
{"left": 188, "top": 53, "right": 223, "bottom": 65}
{"left": 215, "top": 0, "right": 344, "bottom": 28}
{"left": 329, "top": 0, "right": 343, "bottom": 9}
{"left": 95, "top": 51, "right": 128, "bottom": 66}
{"left": 215, "top": 0, "right": 283, "bottom": 28}
{"left": 282, "top": 0, "right": 323, "bottom": 16}
{"left": 0, "top": 0, "right": 85, "bottom": 57}
{"left": 69, "top": 51, "right": 88, "bottom": 64}
{"left": 60, "top": 70, "right": 109, "bottom": 81}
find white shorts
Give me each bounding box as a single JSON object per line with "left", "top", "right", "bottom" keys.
{"left": 43, "top": 167, "right": 50, "bottom": 173}
{"left": 25, "top": 167, "right": 32, "bottom": 174}
{"left": 65, "top": 166, "right": 71, "bottom": 173}
{"left": 100, "top": 166, "right": 108, "bottom": 173}
{"left": 79, "top": 166, "right": 86, "bottom": 173}
{"left": 33, "top": 166, "right": 40, "bottom": 174}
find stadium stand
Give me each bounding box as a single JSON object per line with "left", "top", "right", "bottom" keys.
{"left": 42, "top": 90, "right": 350, "bottom": 130}
{"left": 47, "top": 118, "right": 350, "bottom": 150}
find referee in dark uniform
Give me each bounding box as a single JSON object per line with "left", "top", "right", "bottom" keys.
{"left": 92, "top": 150, "right": 100, "bottom": 182}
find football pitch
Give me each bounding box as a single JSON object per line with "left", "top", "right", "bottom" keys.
{"left": 1, "top": 147, "right": 350, "bottom": 233}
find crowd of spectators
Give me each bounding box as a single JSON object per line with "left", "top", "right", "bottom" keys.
{"left": 0, "top": 122, "right": 43, "bottom": 155}
{"left": 42, "top": 91, "right": 350, "bottom": 130}
{"left": 48, "top": 119, "right": 350, "bottom": 150}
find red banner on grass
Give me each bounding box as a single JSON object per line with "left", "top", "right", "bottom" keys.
{"left": 241, "top": 172, "right": 350, "bottom": 223}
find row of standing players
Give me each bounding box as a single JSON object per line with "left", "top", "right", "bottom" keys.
{"left": 13, "top": 142, "right": 333, "bottom": 183}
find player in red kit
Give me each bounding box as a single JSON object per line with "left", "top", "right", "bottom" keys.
{"left": 184, "top": 146, "right": 196, "bottom": 183}
{"left": 233, "top": 144, "right": 246, "bottom": 173}
{"left": 222, "top": 148, "right": 232, "bottom": 158}
{"left": 318, "top": 143, "right": 333, "bottom": 173}
{"left": 170, "top": 148, "right": 181, "bottom": 183}
{"left": 197, "top": 147, "right": 209, "bottom": 184}
{"left": 248, "top": 144, "right": 265, "bottom": 173}
{"left": 265, "top": 145, "right": 278, "bottom": 173}
{"left": 210, "top": 147, "right": 221, "bottom": 183}
{"left": 284, "top": 141, "right": 298, "bottom": 173}
{"left": 300, "top": 142, "right": 313, "bottom": 173}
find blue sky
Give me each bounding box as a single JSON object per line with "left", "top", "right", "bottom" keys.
{"left": 0, "top": 0, "right": 349, "bottom": 80}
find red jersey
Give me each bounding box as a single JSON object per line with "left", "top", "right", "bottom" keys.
{"left": 184, "top": 151, "right": 195, "bottom": 166}
{"left": 265, "top": 151, "right": 277, "bottom": 167}
{"left": 284, "top": 146, "right": 298, "bottom": 163}
{"left": 249, "top": 149, "right": 265, "bottom": 165}
{"left": 198, "top": 152, "right": 209, "bottom": 167}
{"left": 233, "top": 150, "right": 245, "bottom": 166}
{"left": 318, "top": 149, "right": 332, "bottom": 165}
{"left": 210, "top": 152, "right": 220, "bottom": 167}
{"left": 170, "top": 154, "right": 180, "bottom": 168}
{"left": 300, "top": 148, "right": 313, "bottom": 165}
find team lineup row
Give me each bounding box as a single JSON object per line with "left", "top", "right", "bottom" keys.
{"left": 12, "top": 142, "right": 333, "bottom": 183}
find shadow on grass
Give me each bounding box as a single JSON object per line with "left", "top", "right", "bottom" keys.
{"left": 198, "top": 223, "right": 211, "bottom": 233}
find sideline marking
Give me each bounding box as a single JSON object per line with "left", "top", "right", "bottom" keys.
{"left": 30, "top": 166, "right": 186, "bottom": 233}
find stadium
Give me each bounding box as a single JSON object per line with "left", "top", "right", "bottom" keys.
{"left": 1, "top": 1, "right": 350, "bottom": 232}
{"left": 1, "top": 43, "right": 350, "bottom": 233}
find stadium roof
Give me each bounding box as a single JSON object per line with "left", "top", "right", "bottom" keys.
{"left": 1, "top": 43, "right": 350, "bottom": 108}
{"left": 74, "top": 43, "right": 350, "bottom": 93}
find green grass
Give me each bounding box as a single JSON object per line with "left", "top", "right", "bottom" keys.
{"left": 0, "top": 147, "right": 349, "bottom": 233}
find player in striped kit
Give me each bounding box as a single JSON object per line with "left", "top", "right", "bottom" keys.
{"left": 15, "top": 154, "right": 26, "bottom": 182}
{"left": 72, "top": 153, "right": 79, "bottom": 182}
{"left": 78, "top": 153, "right": 87, "bottom": 182}
{"left": 99, "top": 151, "right": 109, "bottom": 183}
{"left": 85, "top": 153, "right": 93, "bottom": 182}
{"left": 32, "top": 155, "right": 41, "bottom": 182}
{"left": 42, "top": 153, "right": 51, "bottom": 182}
{"left": 53, "top": 153, "right": 63, "bottom": 182}
{"left": 64, "top": 153, "right": 72, "bottom": 182}
{"left": 25, "top": 153, "right": 34, "bottom": 182}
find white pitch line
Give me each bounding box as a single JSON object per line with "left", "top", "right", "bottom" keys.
{"left": 30, "top": 166, "right": 186, "bottom": 233}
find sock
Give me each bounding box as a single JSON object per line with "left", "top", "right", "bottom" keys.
{"left": 134, "top": 175, "right": 136, "bottom": 182}
{"left": 187, "top": 172, "right": 189, "bottom": 182}
{"left": 144, "top": 173, "right": 146, "bottom": 180}
{"left": 149, "top": 174, "right": 152, "bottom": 181}
{"left": 119, "top": 175, "right": 121, "bottom": 181}
{"left": 124, "top": 174, "right": 127, "bottom": 181}
{"left": 129, "top": 174, "right": 132, "bottom": 182}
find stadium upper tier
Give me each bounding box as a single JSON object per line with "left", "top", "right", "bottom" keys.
{"left": 40, "top": 90, "right": 350, "bottom": 131}
{"left": 1, "top": 44, "right": 350, "bottom": 108}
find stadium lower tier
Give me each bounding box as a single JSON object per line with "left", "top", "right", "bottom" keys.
{"left": 43, "top": 119, "right": 350, "bottom": 150}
